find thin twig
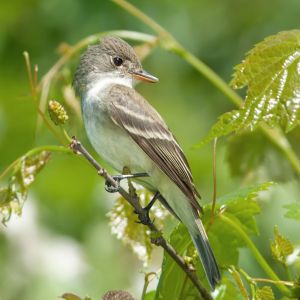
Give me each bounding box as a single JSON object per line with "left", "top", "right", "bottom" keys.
{"left": 141, "top": 272, "right": 157, "bottom": 300}
{"left": 23, "top": 52, "right": 65, "bottom": 144}
{"left": 208, "top": 138, "right": 218, "bottom": 228}
{"left": 228, "top": 266, "right": 249, "bottom": 300}
{"left": 69, "top": 136, "right": 212, "bottom": 300}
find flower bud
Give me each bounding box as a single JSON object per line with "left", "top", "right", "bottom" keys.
{"left": 48, "top": 100, "right": 69, "bottom": 125}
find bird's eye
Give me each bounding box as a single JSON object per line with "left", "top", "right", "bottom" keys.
{"left": 113, "top": 56, "right": 123, "bottom": 67}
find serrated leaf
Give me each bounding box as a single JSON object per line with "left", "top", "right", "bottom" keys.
{"left": 200, "top": 30, "right": 300, "bottom": 145}
{"left": 283, "top": 203, "right": 300, "bottom": 221}
{"left": 0, "top": 151, "right": 51, "bottom": 224}
{"left": 232, "top": 29, "right": 300, "bottom": 132}
{"left": 254, "top": 286, "right": 275, "bottom": 300}
{"left": 108, "top": 189, "right": 168, "bottom": 266}
{"left": 270, "top": 226, "right": 294, "bottom": 264}
{"left": 217, "top": 182, "right": 273, "bottom": 206}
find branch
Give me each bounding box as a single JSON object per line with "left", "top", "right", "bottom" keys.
{"left": 69, "top": 136, "right": 212, "bottom": 300}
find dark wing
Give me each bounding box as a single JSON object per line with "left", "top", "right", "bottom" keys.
{"left": 107, "top": 84, "right": 201, "bottom": 212}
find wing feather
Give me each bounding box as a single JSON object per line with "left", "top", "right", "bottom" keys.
{"left": 107, "top": 85, "right": 201, "bottom": 212}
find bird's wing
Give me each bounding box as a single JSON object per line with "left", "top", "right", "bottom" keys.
{"left": 107, "top": 84, "right": 201, "bottom": 212}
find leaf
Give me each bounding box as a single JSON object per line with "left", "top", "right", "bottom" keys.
{"left": 217, "top": 182, "right": 273, "bottom": 207}
{"left": 200, "top": 30, "right": 300, "bottom": 145}
{"left": 226, "top": 131, "right": 295, "bottom": 182}
{"left": 144, "top": 291, "right": 156, "bottom": 300}
{"left": 108, "top": 188, "right": 168, "bottom": 266}
{"left": 283, "top": 203, "right": 300, "bottom": 221}
{"left": 215, "top": 276, "right": 245, "bottom": 300}
{"left": 0, "top": 151, "right": 51, "bottom": 224}
{"left": 206, "top": 182, "right": 273, "bottom": 266}
{"left": 155, "top": 182, "right": 272, "bottom": 299}
{"left": 254, "top": 286, "right": 275, "bottom": 300}
{"left": 155, "top": 223, "right": 201, "bottom": 300}
{"left": 270, "top": 226, "right": 294, "bottom": 264}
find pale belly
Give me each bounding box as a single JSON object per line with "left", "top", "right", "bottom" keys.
{"left": 82, "top": 96, "right": 196, "bottom": 224}
{"left": 83, "top": 98, "right": 154, "bottom": 175}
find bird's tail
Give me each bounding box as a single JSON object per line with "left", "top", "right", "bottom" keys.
{"left": 187, "top": 214, "right": 220, "bottom": 290}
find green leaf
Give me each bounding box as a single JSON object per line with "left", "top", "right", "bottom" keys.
{"left": 200, "top": 30, "right": 300, "bottom": 145}
{"left": 217, "top": 182, "right": 273, "bottom": 207}
{"left": 155, "top": 183, "right": 272, "bottom": 299}
{"left": 0, "top": 151, "right": 51, "bottom": 224}
{"left": 270, "top": 226, "right": 294, "bottom": 264}
{"left": 283, "top": 203, "right": 300, "bottom": 221}
{"left": 108, "top": 189, "right": 168, "bottom": 266}
{"left": 226, "top": 131, "right": 295, "bottom": 182}
{"left": 254, "top": 286, "right": 275, "bottom": 300}
{"left": 144, "top": 291, "right": 156, "bottom": 300}
{"left": 155, "top": 223, "right": 202, "bottom": 300}
{"left": 215, "top": 276, "right": 245, "bottom": 300}
{"left": 206, "top": 182, "right": 273, "bottom": 266}
{"left": 232, "top": 29, "right": 300, "bottom": 132}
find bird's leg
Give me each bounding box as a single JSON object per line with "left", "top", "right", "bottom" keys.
{"left": 105, "top": 172, "right": 149, "bottom": 193}
{"left": 138, "top": 191, "right": 161, "bottom": 225}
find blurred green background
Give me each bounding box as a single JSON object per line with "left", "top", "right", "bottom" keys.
{"left": 1, "top": 1, "right": 300, "bottom": 299}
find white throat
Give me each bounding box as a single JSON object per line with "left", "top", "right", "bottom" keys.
{"left": 86, "top": 75, "right": 132, "bottom": 101}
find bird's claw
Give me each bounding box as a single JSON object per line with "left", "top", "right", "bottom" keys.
{"left": 104, "top": 175, "right": 123, "bottom": 193}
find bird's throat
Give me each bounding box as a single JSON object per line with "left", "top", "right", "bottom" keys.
{"left": 86, "top": 75, "right": 133, "bottom": 101}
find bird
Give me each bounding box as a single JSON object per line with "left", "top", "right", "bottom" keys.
{"left": 73, "top": 36, "right": 220, "bottom": 289}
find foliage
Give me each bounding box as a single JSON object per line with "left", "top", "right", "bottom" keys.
{"left": 284, "top": 203, "right": 300, "bottom": 221}
{"left": 0, "top": 1, "right": 300, "bottom": 300}
{"left": 254, "top": 286, "right": 275, "bottom": 300}
{"left": 0, "top": 151, "right": 51, "bottom": 224}
{"left": 202, "top": 30, "right": 300, "bottom": 145}
{"left": 270, "top": 226, "right": 294, "bottom": 264}
{"left": 154, "top": 183, "right": 273, "bottom": 299}
{"left": 226, "top": 131, "right": 295, "bottom": 182}
{"left": 108, "top": 189, "right": 168, "bottom": 266}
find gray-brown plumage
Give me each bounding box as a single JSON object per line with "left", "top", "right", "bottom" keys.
{"left": 108, "top": 84, "right": 202, "bottom": 212}
{"left": 73, "top": 36, "right": 220, "bottom": 290}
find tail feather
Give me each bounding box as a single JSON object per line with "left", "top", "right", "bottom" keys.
{"left": 190, "top": 216, "right": 221, "bottom": 290}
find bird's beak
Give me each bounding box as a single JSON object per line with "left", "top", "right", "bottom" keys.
{"left": 129, "top": 69, "right": 159, "bottom": 83}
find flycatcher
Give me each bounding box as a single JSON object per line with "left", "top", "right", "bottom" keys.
{"left": 73, "top": 36, "right": 220, "bottom": 289}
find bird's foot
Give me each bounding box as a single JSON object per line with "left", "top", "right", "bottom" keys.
{"left": 104, "top": 175, "right": 123, "bottom": 193}
{"left": 104, "top": 172, "right": 149, "bottom": 193}
{"left": 136, "top": 192, "right": 161, "bottom": 225}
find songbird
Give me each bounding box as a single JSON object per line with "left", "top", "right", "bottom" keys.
{"left": 73, "top": 36, "right": 220, "bottom": 289}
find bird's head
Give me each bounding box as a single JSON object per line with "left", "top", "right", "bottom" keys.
{"left": 73, "top": 36, "right": 158, "bottom": 95}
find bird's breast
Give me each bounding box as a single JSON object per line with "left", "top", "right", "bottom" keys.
{"left": 82, "top": 94, "right": 153, "bottom": 175}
